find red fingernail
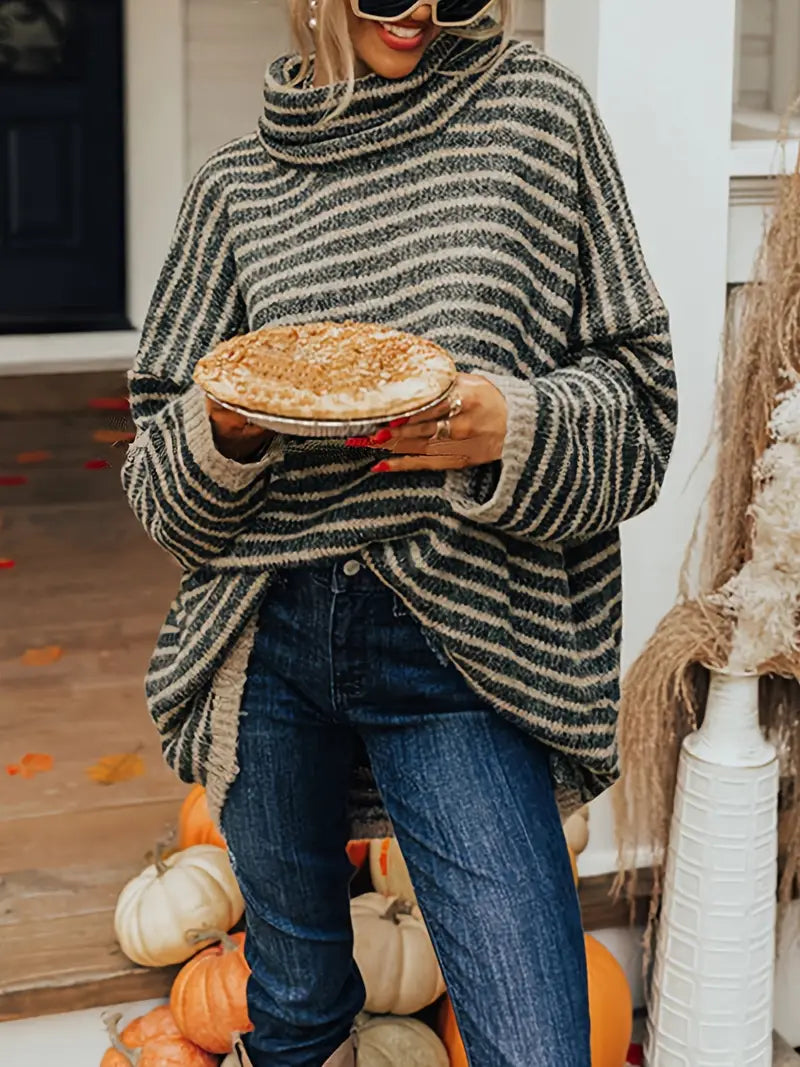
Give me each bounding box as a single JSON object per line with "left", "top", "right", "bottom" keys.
{"left": 371, "top": 461, "right": 391, "bottom": 473}
{"left": 345, "top": 437, "right": 370, "bottom": 447}
{"left": 389, "top": 416, "right": 410, "bottom": 428}
{"left": 370, "top": 428, "right": 393, "bottom": 445}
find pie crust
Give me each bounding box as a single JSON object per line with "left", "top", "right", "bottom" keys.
{"left": 192, "top": 321, "right": 457, "bottom": 420}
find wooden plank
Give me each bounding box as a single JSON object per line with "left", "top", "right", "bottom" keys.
{"left": 0, "top": 968, "right": 179, "bottom": 1025}
{"left": 579, "top": 868, "right": 654, "bottom": 931}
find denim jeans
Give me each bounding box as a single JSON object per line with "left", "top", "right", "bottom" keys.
{"left": 221, "top": 557, "right": 590, "bottom": 1067}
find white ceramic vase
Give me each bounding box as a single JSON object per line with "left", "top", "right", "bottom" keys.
{"left": 646, "top": 669, "right": 779, "bottom": 1066}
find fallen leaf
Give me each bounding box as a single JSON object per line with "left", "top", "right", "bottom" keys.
{"left": 0, "top": 476, "right": 27, "bottom": 487}
{"left": 16, "top": 450, "right": 53, "bottom": 464}
{"left": 21, "top": 645, "right": 63, "bottom": 667}
{"left": 84, "top": 459, "right": 112, "bottom": 470}
{"left": 0, "top": 559, "right": 15, "bottom": 570}
{"left": 21, "top": 753, "right": 54, "bottom": 774}
{"left": 6, "top": 765, "right": 20, "bottom": 776}
{"left": 86, "top": 752, "right": 145, "bottom": 786}
{"left": 88, "top": 397, "right": 129, "bottom": 411}
{"left": 92, "top": 429, "right": 135, "bottom": 445}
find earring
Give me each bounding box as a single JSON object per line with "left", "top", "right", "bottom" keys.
{"left": 308, "top": 0, "right": 318, "bottom": 31}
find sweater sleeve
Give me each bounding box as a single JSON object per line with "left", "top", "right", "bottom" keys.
{"left": 121, "top": 162, "right": 283, "bottom": 572}
{"left": 443, "top": 81, "right": 678, "bottom": 544}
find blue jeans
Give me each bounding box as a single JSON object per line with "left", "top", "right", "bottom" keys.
{"left": 221, "top": 557, "right": 590, "bottom": 1067}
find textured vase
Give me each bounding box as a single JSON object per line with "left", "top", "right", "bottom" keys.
{"left": 646, "top": 670, "right": 779, "bottom": 1066}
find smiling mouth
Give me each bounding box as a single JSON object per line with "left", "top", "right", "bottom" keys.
{"left": 380, "top": 22, "right": 426, "bottom": 38}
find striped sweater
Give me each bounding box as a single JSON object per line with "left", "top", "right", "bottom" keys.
{"left": 122, "top": 30, "right": 677, "bottom": 835}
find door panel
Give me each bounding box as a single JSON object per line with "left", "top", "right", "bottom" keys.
{"left": 0, "top": 0, "right": 127, "bottom": 333}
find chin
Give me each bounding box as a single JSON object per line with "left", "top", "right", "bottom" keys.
{"left": 355, "top": 24, "right": 442, "bottom": 79}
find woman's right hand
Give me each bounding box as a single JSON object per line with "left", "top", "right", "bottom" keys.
{"left": 205, "top": 395, "right": 275, "bottom": 461}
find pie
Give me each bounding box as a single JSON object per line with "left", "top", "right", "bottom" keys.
{"left": 192, "top": 320, "right": 457, "bottom": 420}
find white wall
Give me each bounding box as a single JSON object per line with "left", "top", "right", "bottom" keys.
{"left": 547, "top": 0, "right": 738, "bottom": 876}
{"left": 186, "top": 0, "right": 293, "bottom": 176}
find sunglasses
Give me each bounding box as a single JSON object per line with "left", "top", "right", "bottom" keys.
{"left": 350, "top": 0, "right": 497, "bottom": 30}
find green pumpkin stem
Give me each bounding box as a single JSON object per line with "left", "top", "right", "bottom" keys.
{"left": 185, "top": 926, "right": 239, "bottom": 952}
{"left": 103, "top": 1012, "right": 140, "bottom": 1065}
{"left": 153, "top": 841, "right": 170, "bottom": 875}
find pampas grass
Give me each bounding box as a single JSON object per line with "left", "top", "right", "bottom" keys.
{"left": 614, "top": 140, "right": 800, "bottom": 931}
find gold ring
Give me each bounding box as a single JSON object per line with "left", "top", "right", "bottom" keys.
{"left": 433, "top": 418, "right": 451, "bottom": 442}
{"left": 448, "top": 391, "right": 463, "bottom": 418}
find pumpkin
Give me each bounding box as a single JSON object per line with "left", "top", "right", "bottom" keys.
{"left": 115, "top": 844, "right": 244, "bottom": 967}
{"left": 568, "top": 845, "right": 579, "bottom": 887}
{"left": 368, "top": 837, "right": 417, "bottom": 904}
{"left": 100, "top": 1011, "right": 217, "bottom": 1067}
{"left": 179, "top": 785, "right": 227, "bottom": 850}
{"left": 170, "top": 928, "right": 253, "bottom": 1054}
{"left": 351, "top": 893, "right": 445, "bottom": 1015}
{"left": 436, "top": 996, "right": 468, "bottom": 1067}
{"left": 563, "top": 806, "right": 590, "bottom": 856}
{"left": 120, "top": 1005, "right": 182, "bottom": 1045}
{"left": 586, "top": 934, "right": 633, "bottom": 1067}
{"left": 437, "top": 937, "right": 634, "bottom": 1067}
{"left": 347, "top": 839, "right": 370, "bottom": 869}
{"left": 355, "top": 1012, "right": 448, "bottom": 1066}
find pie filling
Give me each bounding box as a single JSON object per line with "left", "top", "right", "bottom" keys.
{"left": 193, "top": 320, "right": 457, "bottom": 420}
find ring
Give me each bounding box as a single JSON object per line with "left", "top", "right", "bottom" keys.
{"left": 433, "top": 418, "right": 451, "bottom": 442}
{"left": 448, "top": 391, "right": 463, "bottom": 418}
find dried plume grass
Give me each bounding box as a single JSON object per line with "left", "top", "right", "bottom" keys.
{"left": 614, "top": 138, "right": 800, "bottom": 943}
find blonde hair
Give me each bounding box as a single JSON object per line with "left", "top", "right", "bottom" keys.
{"left": 282, "top": 0, "right": 517, "bottom": 120}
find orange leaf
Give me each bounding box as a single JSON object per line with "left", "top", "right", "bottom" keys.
{"left": 21, "top": 753, "right": 54, "bottom": 773}
{"left": 92, "top": 429, "right": 135, "bottom": 444}
{"left": 16, "top": 450, "right": 53, "bottom": 464}
{"left": 21, "top": 645, "right": 63, "bottom": 667}
{"left": 86, "top": 752, "right": 145, "bottom": 786}
{"left": 6, "top": 764, "right": 20, "bottom": 776}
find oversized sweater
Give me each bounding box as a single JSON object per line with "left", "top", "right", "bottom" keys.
{"left": 122, "top": 29, "right": 677, "bottom": 836}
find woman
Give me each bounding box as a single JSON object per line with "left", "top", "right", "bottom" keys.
{"left": 122, "top": 0, "right": 677, "bottom": 1062}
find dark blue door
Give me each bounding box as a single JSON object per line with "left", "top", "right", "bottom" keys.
{"left": 0, "top": 0, "right": 127, "bottom": 333}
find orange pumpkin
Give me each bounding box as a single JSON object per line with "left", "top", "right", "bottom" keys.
{"left": 346, "top": 839, "right": 369, "bottom": 869}
{"left": 120, "top": 1005, "right": 181, "bottom": 1045}
{"left": 170, "top": 928, "right": 253, "bottom": 1054}
{"left": 438, "top": 936, "right": 633, "bottom": 1067}
{"left": 437, "top": 995, "right": 468, "bottom": 1067}
{"left": 178, "top": 785, "right": 227, "bottom": 850}
{"left": 569, "top": 845, "right": 579, "bottom": 887}
{"left": 101, "top": 1011, "right": 216, "bottom": 1067}
{"left": 585, "top": 934, "right": 633, "bottom": 1066}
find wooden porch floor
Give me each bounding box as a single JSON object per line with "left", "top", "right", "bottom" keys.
{"left": 0, "top": 370, "right": 649, "bottom": 1022}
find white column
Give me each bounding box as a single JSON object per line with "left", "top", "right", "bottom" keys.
{"left": 544, "top": 2, "right": 738, "bottom": 876}
{"left": 125, "top": 0, "right": 187, "bottom": 330}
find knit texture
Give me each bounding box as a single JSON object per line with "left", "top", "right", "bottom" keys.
{"left": 122, "top": 31, "right": 677, "bottom": 835}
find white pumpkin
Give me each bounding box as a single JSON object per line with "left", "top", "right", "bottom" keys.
{"left": 355, "top": 1012, "right": 449, "bottom": 1067}
{"left": 114, "top": 844, "right": 244, "bottom": 967}
{"left": 351, "top": 893, "right": 445, "bottom": 1015}
{"left": 563, "top": 806, "right": 590, "bottom": 855}
{"left": 369, "top": 837, "right": 417, "bottom": 904}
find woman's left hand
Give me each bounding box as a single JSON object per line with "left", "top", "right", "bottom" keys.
{"left": 346, "top": 373, "right": 507, "bottom": 472}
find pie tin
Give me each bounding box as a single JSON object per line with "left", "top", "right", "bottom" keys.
{"left": 204, "top": 380, "right": 456, "bottom": 439}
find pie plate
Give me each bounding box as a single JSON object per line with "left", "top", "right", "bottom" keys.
{"left": 204, "top": 380, "right": 456, "bottom": 439}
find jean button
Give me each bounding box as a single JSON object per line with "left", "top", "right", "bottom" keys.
{"left": 343, "top": 559, "right": 361, "bottom": 577}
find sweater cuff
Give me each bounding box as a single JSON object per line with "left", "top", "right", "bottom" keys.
{"left": 179, "top": 384, "right": 282, "bottom": 490}
{"left": 443, "top": 370, "right": 538, "bottom": 526}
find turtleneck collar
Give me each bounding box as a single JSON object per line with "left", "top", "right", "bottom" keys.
{"left": 259, "top": 28, "right": 504, "bottom": 167}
